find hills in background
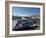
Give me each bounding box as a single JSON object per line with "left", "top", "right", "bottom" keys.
{"left": 12, "top": 14, "right": 40, "bottom": 20}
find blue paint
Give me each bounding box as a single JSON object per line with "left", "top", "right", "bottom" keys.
{"left": 12, "top": 7, "right": 40, "bottom": 16}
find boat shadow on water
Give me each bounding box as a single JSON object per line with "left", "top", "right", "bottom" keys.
{"left": 13, "top": 25, "right": 39, "bottom": 31}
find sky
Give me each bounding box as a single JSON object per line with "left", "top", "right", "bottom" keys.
{"left": 12, "top": 7, "right": 40, "bottom": 16}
